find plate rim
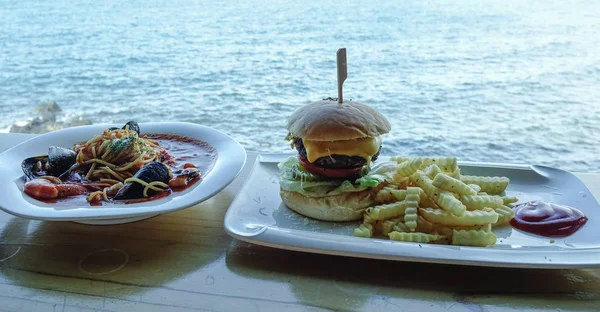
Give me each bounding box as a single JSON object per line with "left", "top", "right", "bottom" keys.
{"left": 224, "top": 153, "right": 600, "bottom": 269}
{"left": 226, "top": 227, "right": 600, "bottom": 269}
{"left": 0, "top": 122, "right": 247, "bottom": 221}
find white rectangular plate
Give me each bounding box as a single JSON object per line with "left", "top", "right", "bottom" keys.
{"left": 224, "top": 154, "right": 600, "bottom": 268}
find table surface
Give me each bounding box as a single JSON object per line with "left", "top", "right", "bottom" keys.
{"left": 0, "top": 133, "right": 599, "bottom": 312}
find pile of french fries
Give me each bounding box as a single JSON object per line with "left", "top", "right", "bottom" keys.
{"left": 353, "top": 157, "right": 518, "bottom": 247}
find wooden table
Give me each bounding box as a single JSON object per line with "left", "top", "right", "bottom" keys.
{"left": 0, "top": 134, "right": 599, "bottom": 312}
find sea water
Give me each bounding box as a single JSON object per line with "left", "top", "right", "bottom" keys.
{"left": 1, "top": 0, "right": 599, "bottom": 172}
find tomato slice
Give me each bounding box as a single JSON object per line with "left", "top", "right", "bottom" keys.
{"left": 299, "top": 156, "right": 361, "bottom": 179}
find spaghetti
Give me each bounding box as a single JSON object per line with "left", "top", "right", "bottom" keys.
{"left": 75, "top": 126, "right": 167, "bottom": 181}
{"left": 72, "top": 125, "right": 174, "bottom": 202}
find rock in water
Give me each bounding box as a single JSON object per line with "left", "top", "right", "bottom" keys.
{"left": 34, "top": 102, "right": 61, "bottom": 123}
{"left": 34, "top": 102, "right": 62, "bottom": 114}
{"left": 9, "top": 101, "right": 92, "bottom": 134}
{"left": 66, "top": 117, "right": 92, "bottom": 127}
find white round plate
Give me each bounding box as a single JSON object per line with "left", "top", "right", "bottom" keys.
{"left": 0, "top": 122, "right": 246, "bottom": 224}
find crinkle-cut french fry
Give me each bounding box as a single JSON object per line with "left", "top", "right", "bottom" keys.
{"left": 459, "top": 195, "right": 504, "bottom": 210}
{"left": 396, "top": 158, "right": 424, "bottom": 177}
{"left": 363, "top": 213, "right": 375, "bottom": 225}
{"left": 411, "top": 171, "right": 462, "bottom": 213}
{"left": 383, "top": 186, "right": 395, "bottom": 191}
{"left": 421, "top": 197, "right": 439, "bottom": 209}
{"left": 391, "top": 189, "right": 407, "bottom": 201}
{"left": 479, "top": 223, "right": 492, "bottom": 232}
{"left": 478, "top": 192, "right": 488, "bottom": 195}
{"left": 393, "top": 221, "right": 410, "bottom": 233}
{"left": 410, "top": 171, "right": 436, "bottom": 198}
{"left": 419, "top": 207, "right": 499, "bottom": 226}
{"left": 416, "top": 215, "right": 435, "bottom": 233}
{"left": 468, "top": 184, "right": 481, "bottom": 193}
{"left": 375, "top": 187, "right": 396, "bottom": 204}
{"left": 433, "top": 225, "right": 454, "bottom": 238}
{"left": 389, "top": 231, "right": 444, "bottom": 243}
{"left": 390, "top": 156, "right": 411, "bottom": 164}
{"left": 435, "top": 224, "right": 493, "bottom": 239}
{"left": 417, "top": 188, "right": 437, "bottom": 208}
{"left": 377, "top": 218, "right": 402, "bottom": 236}
{"left": 376, "top": 187, "right": 407, "bottom": 204}
{"left": 355, "top": 212, "right": 378, "bottom": 237}
{"left": 392, "top": 175, "right": 410, "bottom": 188}
{"left": 433, "top": 190, "right": 466, "bottom": 216}
{"left": 366, "top": 201, "right": 407, "bottom": 220}
{"left": 390, "top": 156, "right": 457, "bottom": 173}
{"left": 423, "top": 164, "right": 442, "bottom": 180}
{"left": 452, "top": 228, "right": 497, "bottom": 247}
{"left": 404, "top": 187, "right": 420, "bottom": 231}
{"left": 459, "top": 175, "right": 509, "bottom": 194}
{"left": 432, "top": 173, "right": 477, "bottom": 196}
{"left": 420, "top": 157, "right": 458, "bottom": 173}
{"left": 353, "top": 223, "right": 374, "bottom": 238}
{"left": 502, "top": 196, "right": 519, "bottom": 205}
{"left": 447, "top": 167, "right": 461, "bottom": 179}
{"left": 494, "top": 205, "right": 514, "bottom": 227}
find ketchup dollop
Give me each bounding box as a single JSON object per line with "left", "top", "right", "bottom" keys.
{"left": 510, "top": 201, "right": 588, "bottom": 237}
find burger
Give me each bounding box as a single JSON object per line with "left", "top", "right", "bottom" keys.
{"left": 278, "top": 97, "right": 396, "bottom": 222}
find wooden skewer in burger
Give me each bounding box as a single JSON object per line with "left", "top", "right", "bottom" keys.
{"left": 279, "top": 48, "right": 393, "bottom": 222}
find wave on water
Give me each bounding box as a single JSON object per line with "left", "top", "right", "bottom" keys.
{"left": 1, "top": 0, "right": 599, "bottom": 173}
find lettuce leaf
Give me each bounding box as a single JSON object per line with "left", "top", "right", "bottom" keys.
{"left": 355, "top": 175, "right": 385, "bottom": 188}
{"left": 277, "top": 156, "right": 397, "bottom": 198}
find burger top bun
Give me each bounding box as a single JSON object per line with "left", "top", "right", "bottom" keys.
{"left": 286, "top": 98, "right": 391, "bottom": 141}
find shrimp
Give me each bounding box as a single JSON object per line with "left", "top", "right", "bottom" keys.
{"left": 87, "top": 182, "right": 123, "bottom": 203}
{"left": 24, "top": 178, "right": 88, "bottom": 200}
{"left": 168, "top": 167, "right": 200, "bottom": 188}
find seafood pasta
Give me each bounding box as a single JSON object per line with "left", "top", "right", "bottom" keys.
{"left": 21, "top": 121, "right": 217, "bottom": 205}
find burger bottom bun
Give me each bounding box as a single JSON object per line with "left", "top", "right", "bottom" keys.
{"left": 279, "top": 188, "right": 375, "bottom": 222}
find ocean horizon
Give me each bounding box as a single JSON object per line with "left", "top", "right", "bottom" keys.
{"left": 1, "top": 0, "right": 599, "bottom": 173}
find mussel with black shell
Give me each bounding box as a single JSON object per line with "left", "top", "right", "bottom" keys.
{"left": 107, "top": 120, "right": 140, "bottom": 134}
{"left": 114, "top": 161, "right": 170, "bottom": 200}
{"left": 21, "top": 146, "right": 78, "bottom": 180}
{"left": 123, "top": 120, "right": 140, "bottom": 134}
{"left": 121, "top": 120, "right": 140, "bottom": 134}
